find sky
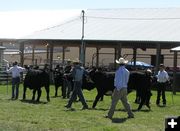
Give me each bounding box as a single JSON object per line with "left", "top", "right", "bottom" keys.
{"left": 0, "top": 0, "right": 180, "bottom": 38}
{"left": 0, "top": 0, "right": 180, "bottom": 11}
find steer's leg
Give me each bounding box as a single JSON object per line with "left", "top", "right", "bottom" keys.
{"left": 55, "top": 85, "right": 58, "bottom": 97}
{"left": 23, "top": 86, "right": 27, "bottom": 100}
{"left": 135, "top": 90, "right": 141, "bottom": 104}
{"left": 45, "top": 86, "right": 50, "bottom": 102}
{"left": 36, "top": 89, "right": 42, "bottom": 102}
{"left": 100, "top": 95, "right": 104, "bottom": 101}
{"left": 32, "top": 89, "right": 36, "bottom": 101}
{"left": 92, "top": 93, "right": 103, "bottom": 108}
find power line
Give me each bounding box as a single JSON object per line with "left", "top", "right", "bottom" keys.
{"left": 86, "top": 16, "right": 180, "bottom": 20}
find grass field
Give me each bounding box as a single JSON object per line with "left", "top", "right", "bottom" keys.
{"left": 0, "top": 84, "right": 179, "bottom": 131}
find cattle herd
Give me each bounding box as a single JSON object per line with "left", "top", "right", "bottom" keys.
{"left": 19, "top": 64, "right": 168, "bottom": 110}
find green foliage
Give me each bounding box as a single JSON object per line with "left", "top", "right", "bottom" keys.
{"left": 0, "top": 85, "right": 180, "bottom": 131}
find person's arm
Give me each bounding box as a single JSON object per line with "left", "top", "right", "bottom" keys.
{"left": 6, "top": 67, "right": 13, "bottom": 73}
{"left": 83, "top": 68, "right": 89, "bottom": 77}
{"left": 156, "top": 71, "right": 160, "bottom": 81}
{"left": 6, "top": 63, "right": 9, "bottom": 70}
{"left": 84, "top": 69, "right": 92, "bottom": 82}
{"left": 165, "top": 71, "right": 169, "bottom": 81}
{"left": 126, "top": 71, "right": 130, "bottom": 83}
{"left": 114, "top": 71, "right": 118, "bottom": 87}
{"left": 71, "top": 67, "right": 76, "bottom": 78}
{"left": 18, "top": 66, "right": 26, "bottom": 72}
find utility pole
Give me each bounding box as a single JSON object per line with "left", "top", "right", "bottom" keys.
{"left": 80, "top": 10, "right": 85, "bottom": 66}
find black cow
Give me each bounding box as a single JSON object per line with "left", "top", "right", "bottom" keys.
{"left": 53, "top": 66, "right": 64, "bottom": 97}
{"left": 82, "top": 74, "right": 96, "bottom": 91}
{"left": 23, "top": 69, "right": 50, "bottom": 102}
{"left": 88, "top": 69, "right": 153, "bottom": 108}
{"left": 128, "top": 71, "right": 153, "bottom": 110}
{"left": 52, "top": 67, "right": 95, "bottom": 98}
{"left": 88, "top": 70, "right": 115, "bottom": 108}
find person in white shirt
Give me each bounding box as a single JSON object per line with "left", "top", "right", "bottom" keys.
{"left": 156, "top": 64, "right": 169, "bottom": 106}
{"left": 106, "top": 57, "right": 134, "bottom": 119}
{"left": 6, "top": 61, "right": 26, "bottom": 99}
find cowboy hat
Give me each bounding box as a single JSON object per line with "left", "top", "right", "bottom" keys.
{"left": 115, "top": 57, "right": 128, "bottom": 64}
{"left": 72, "top": 58, "right": 82, "bottom": 64}
{"left": 146, "top": 69, "right": 152, "bottom": 73}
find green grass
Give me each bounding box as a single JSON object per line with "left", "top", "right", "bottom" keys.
{"left": 0, "top": 84, "right": 180, "bottom": 131}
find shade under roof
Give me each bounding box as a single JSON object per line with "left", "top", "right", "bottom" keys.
{"left": 23, "top": 8, "right": 180, "bottom": 42}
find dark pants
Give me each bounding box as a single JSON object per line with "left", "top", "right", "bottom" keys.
{"left": 66, "top": 81, "right": 88, "bottom": 108}
{"left": 62, "top": 79, "right": 72, "bottom": 98}
{"left": 156, "top": 82, "right": 166, "bottom": 105}
{"left": 12, "top": 77, "right": 20, "bottom": 99}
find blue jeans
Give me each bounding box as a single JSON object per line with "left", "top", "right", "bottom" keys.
{"left": 12, "top": 77, "right": 20, "bottom": 99}
{"left": 67, "top": 81, "right": 88, "bottom": 107}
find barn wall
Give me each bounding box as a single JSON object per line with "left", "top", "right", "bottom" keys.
{"left": 3, "top": 47, "right": 178, "bottom": 68}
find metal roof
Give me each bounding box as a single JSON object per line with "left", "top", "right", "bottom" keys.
{"left": 0, "top": 46, "right": 6, "bottom": 50}
{"left": 23, "top": 8, "right": 180, "bottom": 42}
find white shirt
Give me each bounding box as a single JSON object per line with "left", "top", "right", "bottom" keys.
{"left": 6, "top": 65, "right": 25, "bottom": 78}
{"left": 157, "top": 70, "right": 169, "bottom": 83}
{"left": 114, "top": 66, "right": 130, "bottom": 91}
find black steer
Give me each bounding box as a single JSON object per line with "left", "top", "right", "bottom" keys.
{"left": 23, "top": 69, "right": 50, "bottom": 102}
{"left": 88, "top": 70, "right": 153, "bottom": 108}
{"left": 53, "top": 69, "right": 95, "bottom": 97}
{"left": 53, "top": 70, "right": 64, "bottom": 97}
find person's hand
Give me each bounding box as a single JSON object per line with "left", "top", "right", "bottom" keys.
{"left": 6, "top": 63, "right": 9, "bottom": 70}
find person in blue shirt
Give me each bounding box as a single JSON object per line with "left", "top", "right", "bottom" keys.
{"left": 106, "top": 57, "right": 134, "bottom": 119}
{"left": 64, "top": 59, "right": 88, "bottom": 110}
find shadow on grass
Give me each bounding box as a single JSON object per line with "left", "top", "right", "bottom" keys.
{"left": 111, "top": 117, "right": 127, "bottom": 123}
{"left": 51, "top": 96, "right": 62, "bottom": 98}
{"left": 20, "top": 99, "right": 48, "bottom": 104}
{"left": 7, "top": 98, "right": 17, "bottom": 101}
{"left": 86, "top": 100, "right": 94, "bottom": 102}
{"left": 64, "top": 108, "right": 76, "bottom": 111}
{"left": 118, "top": 108, "right": 151, "bottom": 112}
{"left": 136, "top": 109, "right": 152, "bottom": 112}
{"left": 88, "top": 108, "right": 109, "bottom": 111}
{"left": 157, "top": 105, "right": 166, "bottom": 108}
